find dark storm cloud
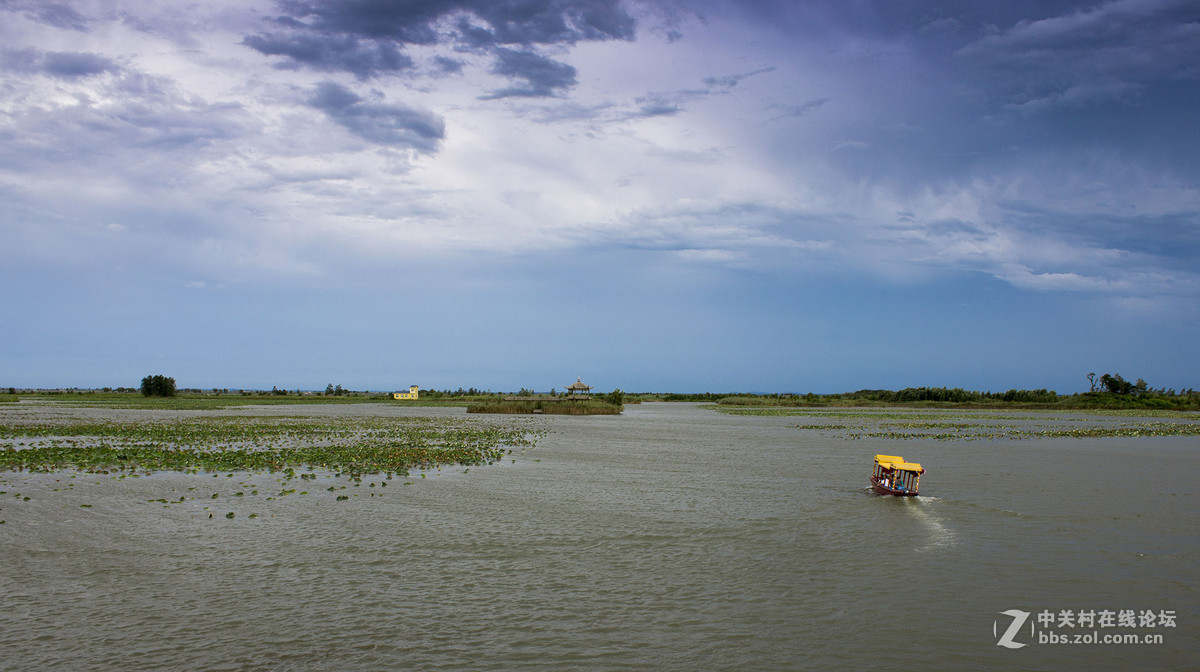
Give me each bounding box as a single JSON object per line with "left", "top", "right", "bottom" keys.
{"left": 0, "top": 0, "right": 90, "bottom": 31}
{"left": 0, "top": 49, "right": 118, "bottom": 79}
{"left": 466, "top": 0, "right": 636, "bottom": 45}
{"left": 480, "top": 48, "right": 577, "bottom": 99}
{"left": 432, "top": 55, "right": 465, "bottom": 75}
{"left": 43, "top": 51, "right": 118, "bottom": 78}
{"left": 632, "top": 95, "right": 683, "bottom": 118}
{"left": 956, "top": 0, "right": 1200, "bottom": 113}
{"left": 244, "top": 0, "right": 635, "bottom": 92}
{"left": 307, "top": 81, "right": 445, "bottom": 151}
{"left": 273, "top": 0, "right": 444, "bottom": 43}
{"left": 273, "top": 0, "right": 634, "bottom": 46}
{"left": 243, "top": 32, "right": 414, "bottom": 78}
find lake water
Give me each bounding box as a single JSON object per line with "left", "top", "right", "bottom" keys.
{"left": 1, "top": 402, "right": 1197, "bottom": 671}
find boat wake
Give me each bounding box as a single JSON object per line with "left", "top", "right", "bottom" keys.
{"left": 905, "top": 498, "right": 957, "bottom": 551}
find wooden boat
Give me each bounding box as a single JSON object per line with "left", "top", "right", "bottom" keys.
{"left": 870, "top": 454, "right": 924, "bottom": 496}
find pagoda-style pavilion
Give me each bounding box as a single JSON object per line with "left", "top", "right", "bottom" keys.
{"left": 564, "top": 377, "right": 592, "bottom": 396}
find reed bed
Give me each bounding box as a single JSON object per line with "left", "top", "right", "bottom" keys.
{"left": 467, "top": 400, "right": 622, "bottom": 415}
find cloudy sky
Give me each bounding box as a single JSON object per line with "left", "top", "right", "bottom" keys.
{"left": 2, "top": 0, "right": 1198, "bottom": 393}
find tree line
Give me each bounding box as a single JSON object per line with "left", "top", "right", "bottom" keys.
{"left": 658, "top": 374, "right": 1198, "bottom": 410}
{"left": 96, "top": 372, "right": 1200, "bottom": 410}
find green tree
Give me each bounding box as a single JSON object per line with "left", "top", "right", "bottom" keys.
{"left": 606, "top": 388, "right": 625, "bottom": 407}
{"left": 1099, "top": 373, "right": 1135, "bottom": 395}
{"left": 140, "top": 375, "right": 176, "bottom": 397}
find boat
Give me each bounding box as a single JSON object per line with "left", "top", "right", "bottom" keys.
{"left": 870, "top": 454, "right": 924, "bottom": 496}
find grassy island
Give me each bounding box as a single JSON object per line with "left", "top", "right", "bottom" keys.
{"left": 468, "top": 389, "right": 625, "bottom": 415}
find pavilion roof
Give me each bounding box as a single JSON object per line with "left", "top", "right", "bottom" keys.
{"left": 565, "top": 377, "right": 592, "bottom": 390}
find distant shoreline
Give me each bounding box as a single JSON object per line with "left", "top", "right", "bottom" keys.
{"left": 2, "top": 385, "right": 1197, "bottom": 412}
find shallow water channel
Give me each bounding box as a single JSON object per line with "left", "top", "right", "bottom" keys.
{"left": 1, "top": 402, "right": 1197, "bottom": 671}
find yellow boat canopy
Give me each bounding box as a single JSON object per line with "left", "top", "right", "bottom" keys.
{"left": 874, "top": 454, "right": 924, "bottom": 473}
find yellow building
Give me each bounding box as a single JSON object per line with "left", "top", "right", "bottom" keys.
{"left": 393, "top": 385, "right": 419, "bottom": 400}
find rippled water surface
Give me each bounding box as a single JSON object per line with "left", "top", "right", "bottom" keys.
{"left": 1, "top": 403, "right": 1197, "bottom": 671}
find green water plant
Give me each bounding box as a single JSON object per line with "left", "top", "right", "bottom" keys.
{"left": 775, "top": 410, "right": 1200, "bottom": 441}
{"left": 0, "top": 415, "right": 543, "bottom": 476}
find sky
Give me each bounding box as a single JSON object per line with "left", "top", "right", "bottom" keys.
{"left": 2, "top": 0, "right": 1198, "bottom": 394}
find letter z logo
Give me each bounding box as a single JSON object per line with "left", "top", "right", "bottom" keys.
{"left": 994, "top": 609, "right": 1032, "bottom": 649}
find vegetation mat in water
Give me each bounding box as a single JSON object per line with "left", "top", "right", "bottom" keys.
{"left": 0, "top": 416, "right": 543, "bottom": 475}
{"left": 708, "top": 407, "right": 1200, "bottom": 441}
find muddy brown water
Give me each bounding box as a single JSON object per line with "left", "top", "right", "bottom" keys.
{"left": 1, "top": 402, "right": 1196, "bottom": 670}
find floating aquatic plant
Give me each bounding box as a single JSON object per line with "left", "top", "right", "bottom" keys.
{"left": 778, "top": 410, "right": 1200, "bottom": 442}
{"left": 0, "top": 415, "right": 542, "bottom": 476}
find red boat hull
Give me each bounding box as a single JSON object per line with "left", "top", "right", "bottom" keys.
{"left": 871, "top": 476, "right": 919, "bottom": 497}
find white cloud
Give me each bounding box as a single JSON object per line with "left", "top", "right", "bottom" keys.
{"left": 0, "top": 0, "right": 1196, "bottom": 306}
